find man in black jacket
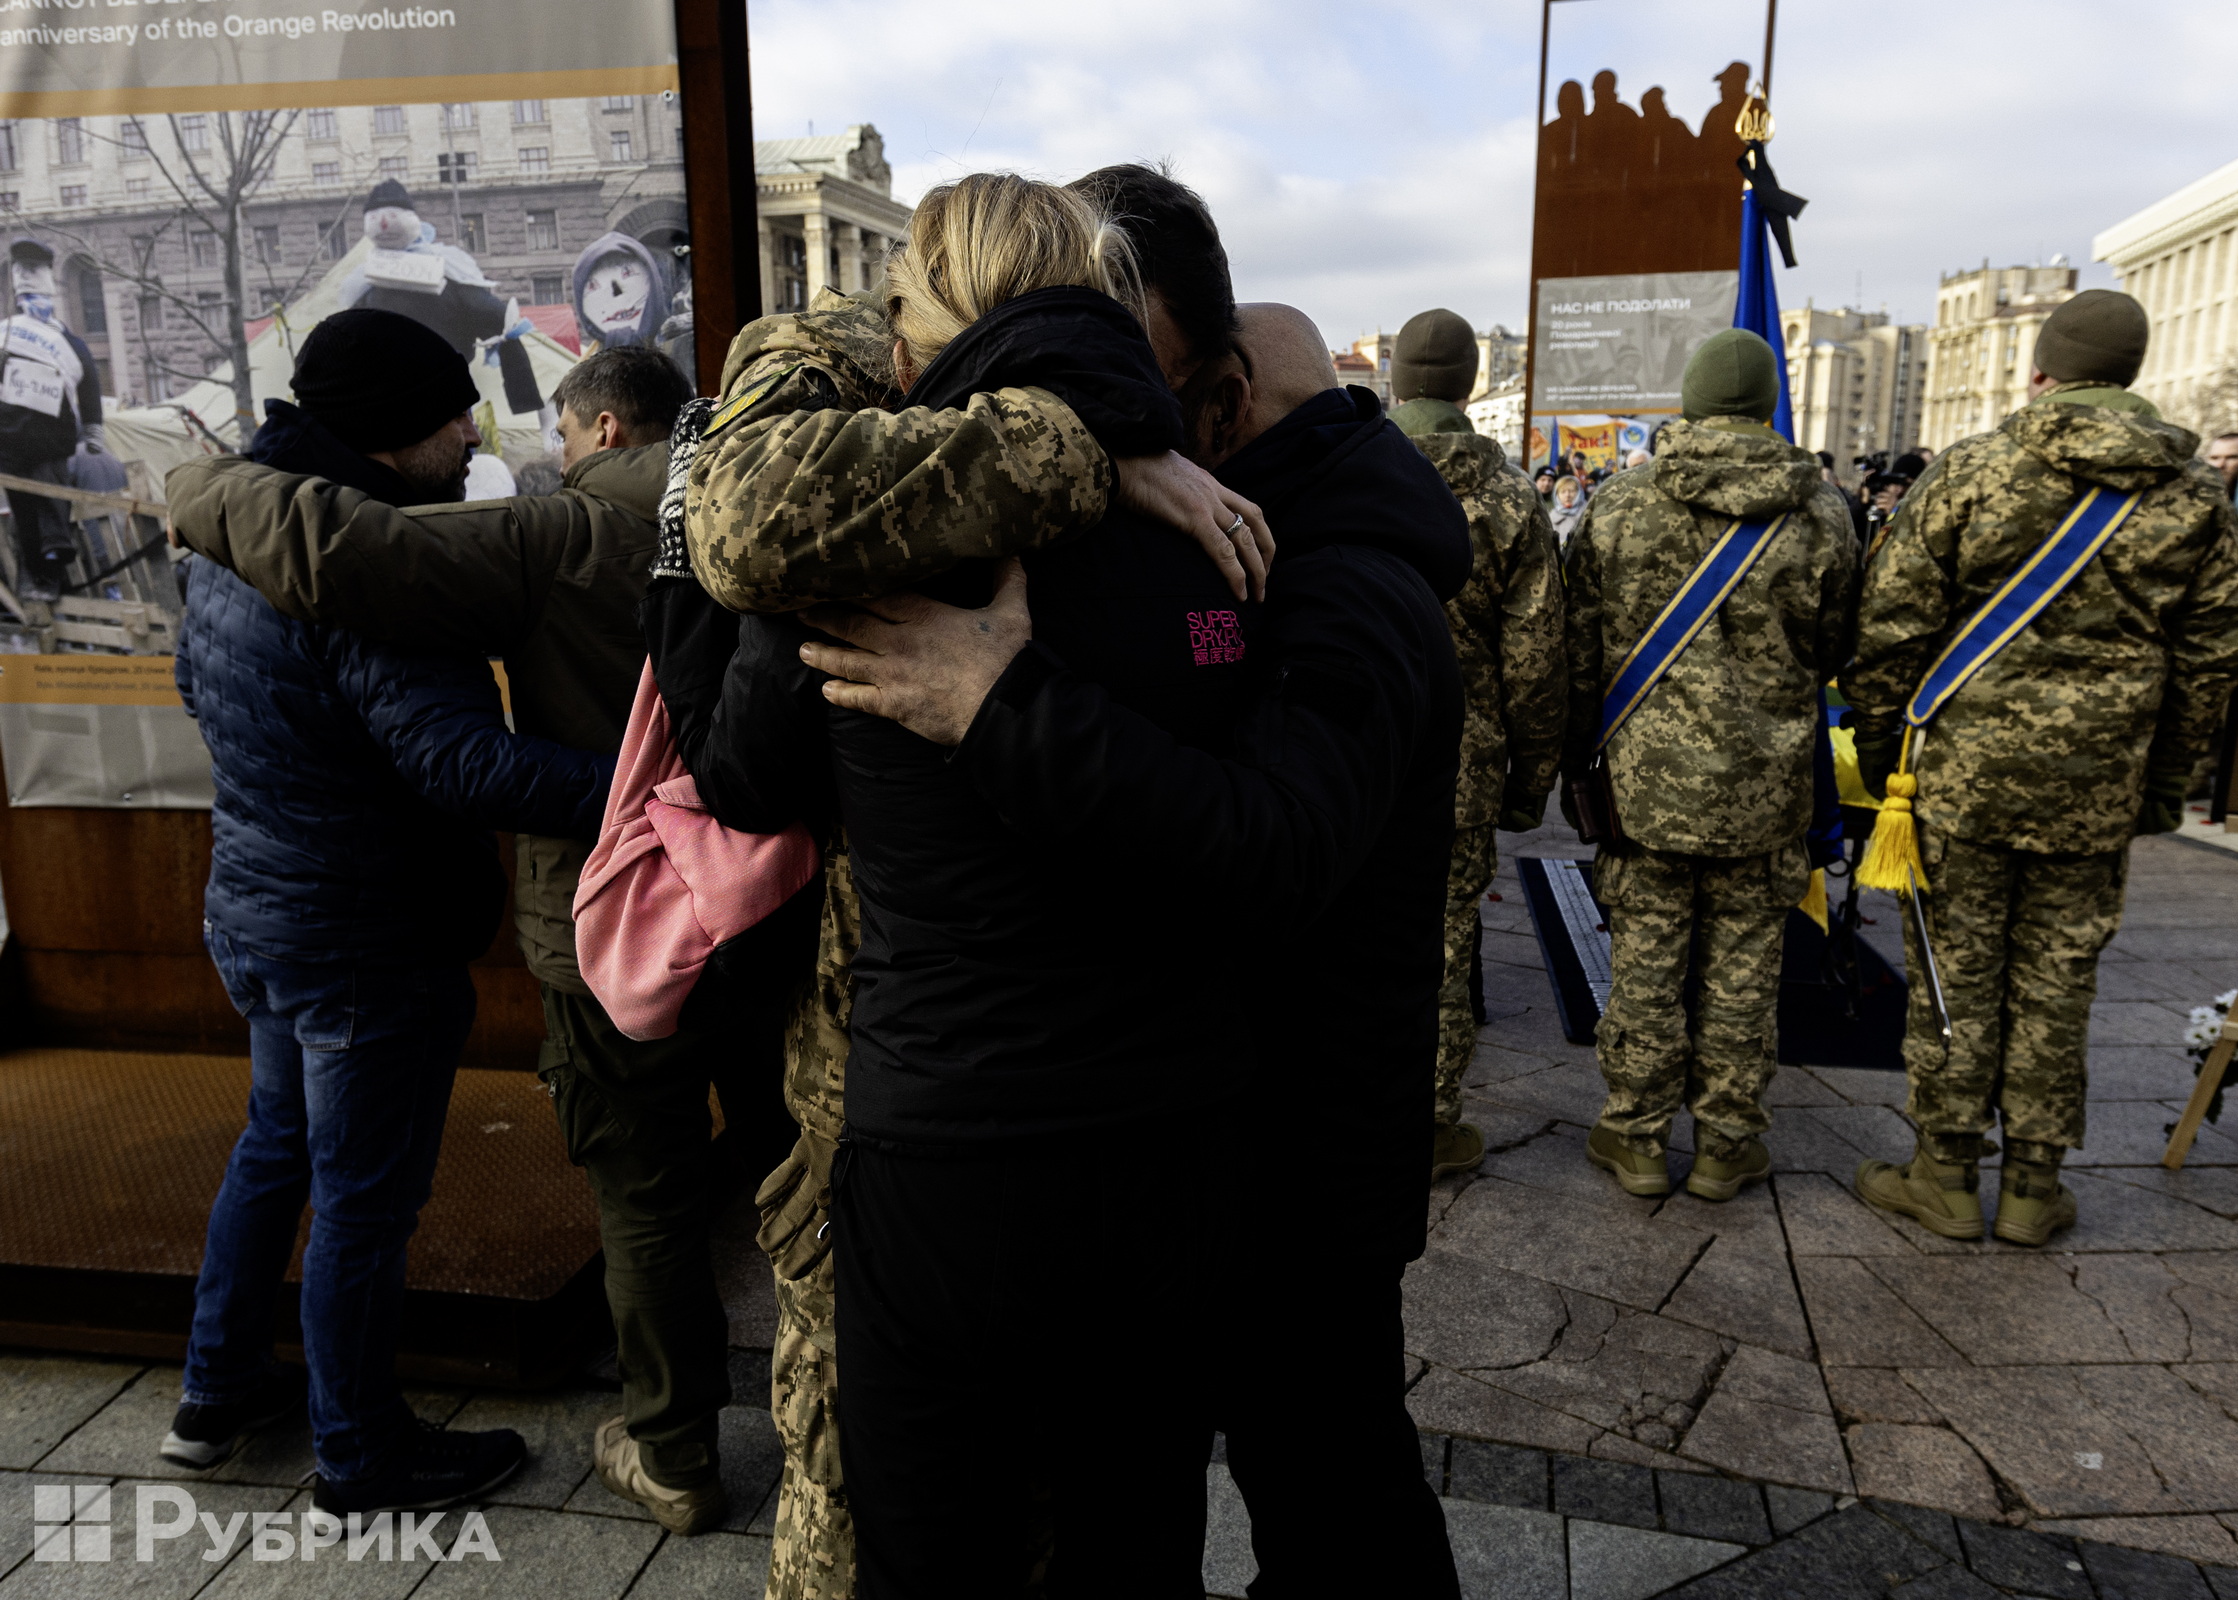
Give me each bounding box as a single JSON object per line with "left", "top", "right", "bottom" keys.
{"left": 803, "top": 302, "right": 1467, "bottom": 1599}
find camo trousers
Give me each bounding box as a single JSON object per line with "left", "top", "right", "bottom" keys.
{"left": 765, "top": 1253, "right": 852, "bottom": 1600}
{"left": 1901, "top": 824, "right": 2128, "bottom": 1157}
{"left": 1434, "top": 823, "right": 1499, "bottom": 1128}
{"left": 1594, "top": 841, "right": 1811, "bottom": 1161}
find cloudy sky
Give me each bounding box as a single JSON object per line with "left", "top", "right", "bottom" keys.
{"left": 749, "top": 0, "right": 2238, "bottom": 348}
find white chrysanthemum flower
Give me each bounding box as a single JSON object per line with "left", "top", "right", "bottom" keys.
{"left": 2218, "top": 988, "right": 2238, "bottom": 1010}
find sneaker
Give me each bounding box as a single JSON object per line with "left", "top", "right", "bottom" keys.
{"left": 1586, "top": 1124, "right": 1670, "bottom": 1197}
{"left": 1686, "top": 1138, "right": 1771, "bottom": 1202}
{"left": 160, "top": 1366, "right": 306, "bottom": 1469}
{"left": 311, "top": 1417, "right": 527, "bottom": 1516}
{"left": 1855, "top": 1143, "right": 1984, "bottom": 1240}
{"left": 1431, "top": 1121, "right": 1487, "bottom": 1182}
{"left": 593, "top": 1416, "right": 728, "bottom": 1535}
{"left": 1992, "top": 1160, "right": 2077, "bottom": 1247}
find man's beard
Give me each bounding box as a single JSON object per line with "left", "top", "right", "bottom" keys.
{"left": 387, "top": 428, "right": 472, "bottom": 502}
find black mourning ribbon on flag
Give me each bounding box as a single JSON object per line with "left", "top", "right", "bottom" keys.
{"left": 1738, "top": 142, "right": 1807, "bottom": 269}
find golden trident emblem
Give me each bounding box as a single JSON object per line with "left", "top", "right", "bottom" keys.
{"left": 1735, "top": 86, "right": 1774, "bottom": 144}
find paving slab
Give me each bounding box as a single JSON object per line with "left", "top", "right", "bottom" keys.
{"left": 1430, "top": 1176, "right": 1712, "bottom": 1314}
{"left": 2166, "top": 1253, "right": 2238, "bottom": 1361}
{"left": 2038, "top": 1517, "right": 2238, "bottom": 1572}
{"left": 2068, "top": 1253, "right": 2195, "bottom": 1362}
{"left": 622, "top": 1529, "right": 772, "bottom": 1600}
{"left": 1549, "top": 1454, "right": 1656, "bottom": 1529}
{"left": 407, "top": 1503, "right": 661, "bottom": 1600}
{"left": 1445, "top": 1439, "right": 1546, "bottom": 1511}
{"left": 1468, "top": 1060, "right": 1613, "bottom": 1126}
{"left": 1826, "top": 1367, "right": 1944, "bottom": 1426}
{"left": 2070, "top": 1100, "right": 2238, "bottom": 1167}
{"left": 1956, "top": 1518, "right": 2094, "bottom": 1598}
{"left": 1400, "top": 1250, "right": 1570, "bottom": 1372}
{"left": 1863, "top": 1255, "right": 2133, "bottom": 1365}
{"left": 1710, "top": 1346, "right": 1832, "bottom": 1416}
{"left": 1680, "top": 1378, "right": 1853, "bottom": 1494}
{"left": 1566, "top": 1518, "right": 1742, "bottom": 1600}
{"left": 1906, "top": 1365, "right": 2216, "bottom": 1518}
{"left": 0, "top": 1362, "right": 142, "bottom": 1475}
{"left": 1763, "top": 1484, "right": 1835, "bottom": 1536}
{"left": 1656, "top": 1200, "right": 1816, "bottom": 1360}
{"left": 1438, "top": 1498, "right": 1567, "bottom": 1600}
{"left": 1774, "top": 1171, "right": 1920, "bottom": 1257}
{"left": 1763, "top": 1068, "right": 1847, "bottom": 1108}
{"left": 1808, "top": 1068, "right": 1911, "bottom": 1108}
{"left": 1201, "top": 1462, "right": 1254, "bottom": 1599}
{"left": 1656, "top": 1471, "right": 1772, "bottom": 1545}
{"left": 2100, "top": 1162, "right": 2238, "bottom": 1219}
{"left": 1406, "top": 1368, "right": 1601, "bottom": 1456}
{"left": 0, "top": 1471, "right": 111, "bottom": 1572}
{"left": 1846, "top": 1424, "right": 2001, "bottom": 1520}
{"left": 2076, "top": 1536, "right": 2220, "bottom": 1600}
{"left": 2178, "top": 1363, "right": 2238, "bottom": 1421}
{"left": 1766, "top": 1104, "right": 1911, "bottom": 1177}
{"left": 1475, "top": 1303, "right": 1725, "bottom": 1450}
{"left": 1658, "top": 1503, "right": 1945, "bottom": 1599}
{"left": 1794, "top": 1257, "right": 1968, "bottom": 1369}
{"left": 2051, "top": 1171, "right": 2238, "bottom": 1251}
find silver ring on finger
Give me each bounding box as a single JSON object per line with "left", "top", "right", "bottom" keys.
{"left": 1223, "top": 512, "right": 1246, "bottom": 536}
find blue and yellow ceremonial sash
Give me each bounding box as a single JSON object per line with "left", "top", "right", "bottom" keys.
{"left": 1597, "top": 514, "right": 1791, "bottom": 749}
{"left": 1858, "top": 483, "right": 2143, "bottom": 898}
{"left": 1902, "top": 485, "right": 2143, "bottom": 728}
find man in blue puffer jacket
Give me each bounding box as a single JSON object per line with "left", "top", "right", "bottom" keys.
{"left": 162, "top": 309, "right": 615, "bottom": 1516}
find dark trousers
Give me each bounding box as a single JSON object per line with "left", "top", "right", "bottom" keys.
{"left": 5, "top": 453, "right": 78, "bottom": 584}
{"left": 1224, "top": 1250, "right": 1459, "bottom": 1598}
{"left": 537, "top": 983, "right": 791, "bottom": 1488}
{"left": 185, "top": 928, "right": 476, "bottom": 1482}
{"left": 833, "top": 1124, "right": 1227, "bottom": 1600}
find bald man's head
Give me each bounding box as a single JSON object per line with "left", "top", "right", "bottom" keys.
{"left": 1180, "top": 301, "right": 1341, "bottom": 465}
{"left": 1236, "top": 303, "right": 1339, "bottom": 419}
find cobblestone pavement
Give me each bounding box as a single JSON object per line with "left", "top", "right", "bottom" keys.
{"left": 4, "top": 831, "right": 2235, "bottom": 1598}
{"left": 1404, "top": 821, "right": 2238, "bottom": 1586}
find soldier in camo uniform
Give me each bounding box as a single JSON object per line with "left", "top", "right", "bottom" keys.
{"left": 1844, "top": 291, "right": 2238, "bottom": 1247}
{"left": 1562, "top": 329, "right": 1857, "bottom": 1202}
{"left": 1385, "top": 308, "right": 1567, "bottom": 1182}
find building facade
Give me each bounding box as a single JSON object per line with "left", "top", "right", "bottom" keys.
{"left": 1335, "top": 323, "right": 1529, "bottom": 413}
{"left": 753, "top": 127, "right": 914, "bottom": 316}
{"left": 1780, "top": 304, "right": 1928, "bottom": 475}
{"left": 2093, "top": 157, "right": 2238, "bottom": 435}
{"left": 1919, "top": 264, "right": 2077, "bottom": 449}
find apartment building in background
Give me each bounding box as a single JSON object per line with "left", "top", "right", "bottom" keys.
{"left": 1918, "top": 263, "right": 2078, "bottom": 449}
{"left": 2094, "top": 156, "right": 2238, "bottom": 435}
{"left": 1780, "top": 303, "right": 1928, "bottom": 474}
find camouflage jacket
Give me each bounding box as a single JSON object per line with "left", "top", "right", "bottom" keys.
{"left": 1563, "top": 419, "right": 1859, "bottom": 857}
{"left": 1844, "top": 387, "right": 2238, "bottom": 855}
{"left": 686, "top": 290, "right": 1113, "bottom": 612}
{"left": 1396, "top": 402, "right": 1567, "bottom": 827}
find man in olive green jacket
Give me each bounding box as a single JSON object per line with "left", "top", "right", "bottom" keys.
{"left": 1845, "top": 291, "right": 2238, "bottom": 1247}
{"left": 1385, "top": 308, "right": 1567, "bottom": 1182}
{"left": 167, "top": 346, "right": 772, "bottom": 1533}
{"left": 1563, "top": 330, "right": 1857, "bottom": 1203}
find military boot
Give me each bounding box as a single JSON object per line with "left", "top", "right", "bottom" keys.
{"left": 1854, "top": 1141, "right": 1984, "bottom": 1240}
{"left": 594, "top": 1417, "right": 727, "bottom": 1535}
{"left": 1686, "top": 1137, "right": 1771, "bottom": 1202}
{"left": 1993, "top": 1148, "right": 2078, "bottom": 1248}
{"left": 1432, "top": 1120, "right": 1487, "bottom": 1182}
{"left": 1587, "top": 1124, "right": 1671, "bottom": 1197}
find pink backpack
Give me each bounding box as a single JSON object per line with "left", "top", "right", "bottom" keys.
{"left": 574, "top": 661, "right": 821, "bottom": 1040}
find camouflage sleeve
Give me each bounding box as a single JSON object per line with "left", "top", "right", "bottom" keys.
{"left": 1805, "top": 482, "right": 1862, "bottom": 683}
{"left": 1841, "top": 450, "right": 1967, "bottom": 747}
{"left": 2148, "top": 484, "right": 2238, "bottom": 777}
{"left": 1560, "top": 513, "right": 1607, "bottom": 780}
{"left": 1492, "top": 469, "right": 1568, "bottom": 801}
{"left": 685, "top": 384, "right": 1113, "bottom": 613}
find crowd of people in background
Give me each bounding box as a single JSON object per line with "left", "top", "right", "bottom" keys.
{"left": 135, "top": 156, "right": 2238, "bottom": 1600}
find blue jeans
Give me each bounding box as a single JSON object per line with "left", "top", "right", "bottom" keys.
{"left": 184, "top": 926, "right": 476, "bottom": 1481}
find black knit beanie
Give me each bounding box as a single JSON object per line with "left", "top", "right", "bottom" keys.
{"left": 290, "top": 308, "right": 479, "bottom": 453}
{"left": 2033, "top": 289, "right": 2149, "bottom": 386}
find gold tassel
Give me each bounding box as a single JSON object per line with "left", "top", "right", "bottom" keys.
{"left": 1856, "top": 730, "right": 1929, "bottom": 894}
{"left": 1798, "top": 868, "right": 1828, "bottom": 933}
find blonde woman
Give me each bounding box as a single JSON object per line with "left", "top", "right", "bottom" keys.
{"left": 670, "top": 173, "right": 1272, "bottom": 1596}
